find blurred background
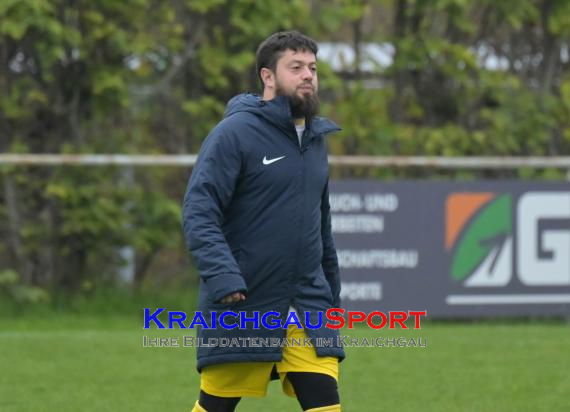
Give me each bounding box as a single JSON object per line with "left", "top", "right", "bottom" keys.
{"left": 1, "top": 1, "right": 570, "bottom": 411}
{"left": 2, "top": 0, "right": 570, "bottom": 313}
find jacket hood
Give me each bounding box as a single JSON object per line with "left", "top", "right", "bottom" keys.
{"left": 223, "top": 93, "right": 341, "bottom": 137}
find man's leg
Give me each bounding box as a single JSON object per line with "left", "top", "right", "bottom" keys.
{"left": 287, "top": 372, "right": 340, "bottom": 411}
{"left": 277, "top": 325, "right": 341, "bottom": 411}
{"left": 192, "top": 361, "right": 273, "bottom": 411}
{"left": 191, "top": 390, "right": 241, "bottom": 412}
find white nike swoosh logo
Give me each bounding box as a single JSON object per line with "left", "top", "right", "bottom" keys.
{"left": 263, "top": 155, "right": 285, "bottom": 165}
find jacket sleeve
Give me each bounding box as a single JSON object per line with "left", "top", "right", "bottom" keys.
{"left": 321, "top": 179, "right": 341, "bottom": 307}
{"left": 182, "top": 126, "right": 247, "bottom": 303}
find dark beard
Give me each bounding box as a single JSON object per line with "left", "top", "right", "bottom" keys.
{"left": 276, "top": 86, "right": 320, "bottom": 121}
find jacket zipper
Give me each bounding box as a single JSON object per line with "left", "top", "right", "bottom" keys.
{"left": 293, "top": 127, "right": 309, "bottom": 293}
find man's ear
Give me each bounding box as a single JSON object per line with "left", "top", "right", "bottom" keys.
{"left": 260, "top": 68, "right": 275, "bottom": 90}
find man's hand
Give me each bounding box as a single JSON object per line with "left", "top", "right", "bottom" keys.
{"left": 220, "top": 292, "right": 246, "bottom": 304}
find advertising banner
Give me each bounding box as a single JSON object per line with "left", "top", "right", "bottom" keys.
{"left": 331, "top": 180, "right": 570, "bottom": 317}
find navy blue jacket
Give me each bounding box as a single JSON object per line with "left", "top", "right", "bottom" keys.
{"left": 182, "top": 93, "right": 345, "bottom": 370}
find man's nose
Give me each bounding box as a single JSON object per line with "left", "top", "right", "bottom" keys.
{"left": 301, "top": 67, "right": 313, "bottom": 80}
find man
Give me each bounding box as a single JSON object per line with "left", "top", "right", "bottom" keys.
{"left": 183, "top": 31, "right": 344, "bottom": 412}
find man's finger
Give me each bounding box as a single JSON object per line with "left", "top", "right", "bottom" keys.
{"left": 220, "top": 292, "right": 246, "bottom": 304}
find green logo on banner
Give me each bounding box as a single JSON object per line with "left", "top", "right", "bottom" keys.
{"left": 446, "top": 193, "right": 513, "bottom": 286}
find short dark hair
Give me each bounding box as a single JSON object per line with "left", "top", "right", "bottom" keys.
{"left": 255, "top": 31, "right": 318, "bottom": 88}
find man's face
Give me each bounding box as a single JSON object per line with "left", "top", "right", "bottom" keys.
{"left": 272, "top": 49, "right": 319, "bottom": 119}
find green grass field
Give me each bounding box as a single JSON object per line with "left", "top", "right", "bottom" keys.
{"left": 0, "top": 315, "right": 568, "bottom": 411}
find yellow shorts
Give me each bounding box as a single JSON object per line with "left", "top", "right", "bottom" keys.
{"left": 200, "top": 325, "right": 339, "bottom": 398}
